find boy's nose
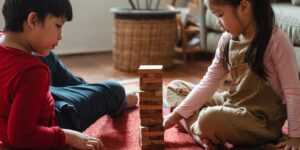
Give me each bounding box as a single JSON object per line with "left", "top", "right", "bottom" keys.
{"left": 58, "top": 33, "right": 63, "bottom": 40}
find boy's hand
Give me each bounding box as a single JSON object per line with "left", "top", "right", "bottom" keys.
{"left": 63, "top": 129, "right": 103, "bottom": 150}
{"left": 276, "top": 137, "right": 300, "bottom": 150}
{"left": 163, "top": 112, "right": 183, "bottom": 130}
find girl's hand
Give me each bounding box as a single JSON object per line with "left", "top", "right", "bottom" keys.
{"left": 201, "top": 138, "right": 234, "bottom": 150}
{"left": 163, "top": 112, "right": 183, "bottom": 130}
{"left": 63, "top": 129, "right": 103, "bottom": 150}
{"left": 276, "top": 137, "right": 300, "bottom": 150}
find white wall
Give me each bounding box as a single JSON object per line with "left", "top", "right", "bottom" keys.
{"left": 0, "top": 0, "right": 188, "bottom": 55}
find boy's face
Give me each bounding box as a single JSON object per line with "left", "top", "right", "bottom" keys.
{"left": 30, "top": 14, "right": 65, "bottom": 56}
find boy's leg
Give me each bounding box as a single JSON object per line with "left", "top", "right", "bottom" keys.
{"left": 53, "top": 80, "right": 127, "bottom": 132}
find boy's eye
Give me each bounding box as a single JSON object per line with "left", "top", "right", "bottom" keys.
{"left": 56, "top": 24, "right": 62, "bottom": 28}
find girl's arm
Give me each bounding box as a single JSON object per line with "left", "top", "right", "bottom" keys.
{"left": 271, "top": 29, "right": 300, "bottom": 138}
{"left": 174, "top": 33, "right": 230, "bottom": 119}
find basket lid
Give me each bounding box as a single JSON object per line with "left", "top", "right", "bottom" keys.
{"left": 110, "top": 8, "right": 179, "bottom": 20}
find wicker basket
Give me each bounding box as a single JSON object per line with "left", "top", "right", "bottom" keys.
{"left": 111, "top": 8, "right": 177, "bottom": 71}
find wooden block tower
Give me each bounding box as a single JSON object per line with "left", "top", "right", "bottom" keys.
{"left": 138, "top": 65, "right": 164, "bottom": 150}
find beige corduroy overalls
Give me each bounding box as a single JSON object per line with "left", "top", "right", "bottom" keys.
{"left": 166, "top": 39, "right": 287, "bottom": 145}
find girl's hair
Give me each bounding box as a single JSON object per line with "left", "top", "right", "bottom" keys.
{"left": 210, "top": 0, "right": 275, "bottom": 80}
{"left": 2, "top": 0, "right": 73, "bottom": 32}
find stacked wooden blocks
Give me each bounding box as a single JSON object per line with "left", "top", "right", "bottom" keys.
{"left": 138, "top": 65, "right": 164, "bottom": 150}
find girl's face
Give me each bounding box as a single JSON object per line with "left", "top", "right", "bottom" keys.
{"left": 206, "top": 0, "right": 249, "bottom": 38}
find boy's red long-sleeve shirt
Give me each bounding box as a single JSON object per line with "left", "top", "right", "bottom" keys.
{"left": 0, "top": 44, "right": 65, "bottom": 149}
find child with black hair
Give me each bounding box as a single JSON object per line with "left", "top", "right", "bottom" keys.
{"left": 0, "top": 0, "right": 137, "bottom": 149}
{"left": 163, "top": 0, "right": 300, "bottom": 149}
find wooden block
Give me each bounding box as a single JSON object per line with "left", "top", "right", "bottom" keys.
{"left": 143, "top": 139, "right": 164, "bottom": 145}
{"left": 141, "top": 78, "right": 162, "bottom": 84}
{"left": 141, "top": 119, "right": 163, "bottom": 126}
{"left": 140, "top": 92, "right": 162, "bottom": 102}
{"left": 141, "top": 73, "right": 156, "bottom": 78}
{"left": 141, "top": 119, "right": 163, "bottom": 127}
{"left": 155, "top": 90, "right": 163, "bottom": 96}
{"left": 140, "top": 113, "right": 162, "bottom": 119}
{"left": 140, "top": 83, "right": 162, "bottom": 91}
{"left": 140, "top": 96, "right": 162, "bottom": 102}
{"left": 140, "top": 109, "right": 162, "bottom": 115}
{"left": 141, "top": 117, "right": 163, "bottom": 124}
{"left": 140, "top": 126, "right": 149, "bottom": 131}
{"left": 147, "top": 125, "right": 164, "bottom": 132}
{"left": 139, "top": 91, "right": 155, "bottom": 98}
{"left": 140, "top": 82, "right": 162, "bottom": 88}
{"left": 141, "top": 135, "right": 164, "bottom": 144}
{"left": 140, "top": 126, "right": 150, "bottom": 145}
{"left": 141, "top": 144, "right": 164, "bottom": 150}
{"left": 140, "top": 73, "right": 163, "bottom": 78}
{"left": 154, "top": 73, "right": 163, "bottom": 78}
{"left": 138, "top": 65, "right": 163, "bottom": 74}
{"left": 142, "top": 131, "right": 164, "bottom": 137}
{"left": 139, "top": 100, "right": 162, "bottom": 105}
{"left": 140, "top": 126, "right": 164, "bottom": 144}
{"left": 140, "top": 126, "right": 164, "bottom": 149}
{"left": 139, "top": 105, "right": 162, "bottom": 110}
{"left": 149, "top": 135, "right": 164, "bottom": 140}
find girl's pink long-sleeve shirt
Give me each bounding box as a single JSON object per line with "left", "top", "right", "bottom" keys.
{"left": 175, "top": 28, "right": 300, "bottom": 137}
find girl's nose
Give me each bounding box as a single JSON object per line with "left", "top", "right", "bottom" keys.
{"left": 216, "top": 20, "right": 225, "bottom": 32}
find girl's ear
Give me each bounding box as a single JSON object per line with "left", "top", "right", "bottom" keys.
{"left": 239, "top": 0, "right": 251, "bottom": 16}
{"left": 26, "top": 12, "right": 40, "bottom": 30}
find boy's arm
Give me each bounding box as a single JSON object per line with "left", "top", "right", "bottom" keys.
{"left": 7, "top": 67, "right": 65, "bottom": 149}
{"left": 37, "top": 52, "right": 87, "bottom": 86}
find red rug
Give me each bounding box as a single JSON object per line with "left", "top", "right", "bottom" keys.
{"left": 0, "top": 79, "right": 200, "bottom": 150}
{"left": 0, "top": 109, "right": 199, "bottom": 150}
{"left": 84, "top": 79, "right": 200, "bottom": 149}
{"left": 83, "top": 108, "right": 200, "bottom": 150}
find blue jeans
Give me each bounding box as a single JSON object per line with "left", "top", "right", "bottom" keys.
{"left": 38, "top": 52, "right": 127, "bottom": 132}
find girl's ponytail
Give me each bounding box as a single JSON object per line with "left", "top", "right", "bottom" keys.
{"left": 245, "top": 0, "right": 274, "bottom": 80}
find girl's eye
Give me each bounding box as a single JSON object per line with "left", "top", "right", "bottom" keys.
{"left": 217, "top": 14, "right": 223, "bottom": 18}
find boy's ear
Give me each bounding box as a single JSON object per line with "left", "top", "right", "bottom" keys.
{"left": 26, "top": 12, "right": 40, "bottom": 30}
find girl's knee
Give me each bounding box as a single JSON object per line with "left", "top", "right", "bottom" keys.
{"left": 197, "top": 106, "right": 229, "bottom": 135}
{"left": 199, "top": 107, "right": 223, "bottom": 123}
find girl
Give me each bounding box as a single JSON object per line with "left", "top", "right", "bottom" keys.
{"left": 163, "top": 0, "right": 300, "bottom": 149}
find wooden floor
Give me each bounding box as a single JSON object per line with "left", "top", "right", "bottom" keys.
{"left": 59, "top": 52, "right": 214, "bottom": 84}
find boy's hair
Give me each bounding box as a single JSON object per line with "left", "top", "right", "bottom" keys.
{"left": 208, "top": 0, "right": 275, "bottom": 80}
{"left": 2, "top": 0, "right": 73, "bottom": 32}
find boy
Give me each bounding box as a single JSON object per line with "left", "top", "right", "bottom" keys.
{"left": 0, "top": 0, "right": 136, "bottom": 149}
